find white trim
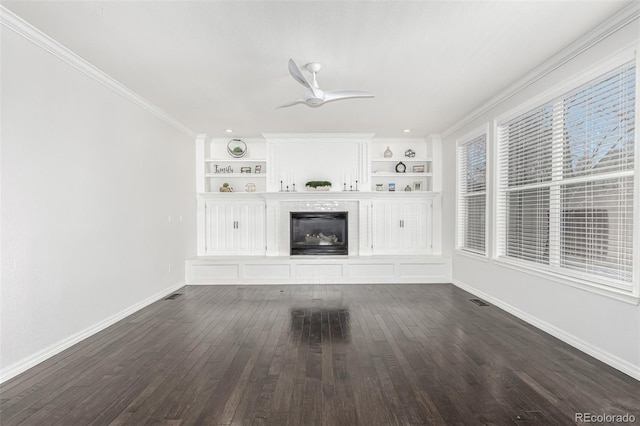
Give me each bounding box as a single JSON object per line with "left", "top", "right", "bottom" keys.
{"left": 442, "top": 2, "right": 640, "bottom": 137}
{"left": 451, "top": 278, "right": 640, "bottom": 381}
{"left": 0, "top": 281, "right": 186, "bottom": 384}
{"left": 0, "top": 6, "right": 196, "bottom": 138}
{"left": 494, "top": 257, "right": 639, "bottom": 304}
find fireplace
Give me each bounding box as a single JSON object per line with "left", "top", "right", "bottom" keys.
{"left": 290, "top": 212, "right": 348, "bottom": 255}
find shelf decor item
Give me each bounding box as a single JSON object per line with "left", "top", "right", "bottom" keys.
{"left": 376, "top": 184, "right": 384, "bottom": 191}
{"left": 384, "top": 146, "right": 393, "bottom": 158}
{"left": 245, "top": 182, "right": 256, "bottom": 192}
{"left": 227, "top": 139, "right": 247, "bottom": 158}
{"left": 405, "top": 149, "right": 416, "bottom": 158}
{"left": 404, "top": 185, "right": 412, "bottom": 191}
{"left": 389, "top": 183, "right": 396, "bottom": 192}
{"left": 305, "top": 180, "right": 332, "bottom": 191}
{"left": 255, "top": 165, "right": 262, "bottom": 173}
{"left": 395, "top": 162, "right": 406, "bottom": 173}
{"left": 413, "top": 181, "right": 422, "bottom": 191}
{"left": 240, "top": 167, "right": 251, "bottom": 173}
{"left": 413, "top": 165, "right": 425, "bottom": 173}
{"left": 219, "top": 182, "right": 234, "bottom": 192}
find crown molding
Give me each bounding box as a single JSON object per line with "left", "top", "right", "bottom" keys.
{"left": 442, "top": 1, "right": 640, "bottom": 138}
{"left": 0, "top": 5, "right": 197, "bottom": 138}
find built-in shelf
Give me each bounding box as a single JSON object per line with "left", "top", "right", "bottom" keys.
{"left": 204, "top": 173, "right": 267, "bottom": 178}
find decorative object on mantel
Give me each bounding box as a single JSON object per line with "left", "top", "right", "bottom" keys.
{"left": 395, "top": 162, "right": 406, "bottom": 173}
{"left": 305, "top": 180, "right": 332, "bottom": 191}
{"left": 245, "top": 182, "right": 256, "bottom": 192}
{"left": 413, "top": 181, "right": 422, "bottom": 191}
{"left": 219, "top": 182, "right": 234, "bottom": 192}
{"left": 227, "top": 139, "right": 247, "bottom": 158}
{"left": 389, "top": 183, "right": 396, "bottom": 192}
{"left": 384, "top": 146, "right": 393, "bottom": 158}
{"left": 240, "top": 167, "right": 251, "bottom": 173}
{"left": 404, "top": 185, "right": 412, "bottom": 191}
{"left": 405, "top": 149, "right": 416, "bottom": 158}
{"left": 376, "top": 183, "right": 384, "bottom": 191}
{"left": 255, "top": 165, "right": 262, "bottom": 173}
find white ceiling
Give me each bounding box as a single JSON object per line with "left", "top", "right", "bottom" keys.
{"left": 2, "top": 1, "right": 633, "bottom": 138}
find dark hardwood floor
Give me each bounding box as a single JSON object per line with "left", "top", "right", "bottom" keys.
{"left": 1, "top": 284, "right": 638, "bottom": 425}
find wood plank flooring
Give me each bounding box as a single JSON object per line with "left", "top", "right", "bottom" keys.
{"left": 1, "top": 284, "right": 639, "bottom": 425}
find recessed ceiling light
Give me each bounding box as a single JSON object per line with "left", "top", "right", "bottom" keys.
{"left": 403, "top": 129, "right": 411, "bottom": 133}
{"left": 225, "top": 129, "right": 233, "bottom": 133}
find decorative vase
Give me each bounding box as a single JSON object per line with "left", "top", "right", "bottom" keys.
{"left": 384, "top": 146, "right": 393, "bottom": 158}
{"left": 405, "top": 185, "right": 412, "bottom": 191}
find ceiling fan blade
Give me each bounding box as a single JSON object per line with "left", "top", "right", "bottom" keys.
{"left": 323, "top": 90, "right": 375, "bottom": 103}
{"left": 288, "top": 58, "right": 311, "bottom": 89}
{"left": 276, "top": 98, "right": 306, "bottom": 109}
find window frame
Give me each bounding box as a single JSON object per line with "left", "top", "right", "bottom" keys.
{"left": 456, "top": 125, "right": 489, "bottom": 257}
{"left": 493, "top": 48, "right": 639, "bottom": 301}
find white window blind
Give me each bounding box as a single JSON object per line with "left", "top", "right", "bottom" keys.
{"left": 497, "top": 61, "right": 635, "bottom": 289}
{"left": 457, "top": 134, "right": 487, "bottom": 254}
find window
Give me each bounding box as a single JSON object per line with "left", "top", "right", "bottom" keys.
{"left": 497, "top": 61, "right": 635, "bottom": 290}
{"left": 457, "top": 132, "right": 487, "bottom": 254}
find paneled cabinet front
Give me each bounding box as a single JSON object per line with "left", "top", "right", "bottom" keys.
{"left": 371, "top": 199, "right": 432, "bottom": 254}
{"left": 204, "top": 200, "right": 266, "bottom": 255}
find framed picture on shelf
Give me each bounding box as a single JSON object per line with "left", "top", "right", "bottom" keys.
{"left": 413, "top": 181, "right": 422, "bottom": 191}
{"left": 413, "top": 165, "right": 425, "bottom": 173}
{"left": 255, "top": 165, "right": 262, "bottom": 174}
{"left": 389, "top": 183, "right": 396, "bottom": 192}
{"left": 240, "top": 167, "right": 251, "bottom": 173}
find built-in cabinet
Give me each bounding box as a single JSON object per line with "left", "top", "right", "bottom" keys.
{"left": 195, "top": 133, "right": 442, "bottom": 258}
{"left": 202, "top": 199, "right": 265, "bottom": 255}
{"left": 371, "top": 198, "right": 432, "bottom": 254}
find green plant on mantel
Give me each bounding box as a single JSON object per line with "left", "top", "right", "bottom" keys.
{"left": 305, "top": 180, "right": 332, "bottom": 188}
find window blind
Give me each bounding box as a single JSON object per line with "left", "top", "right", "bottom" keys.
{"left": 457, "top": 134, "right": 487, "bottom": 254}
{"left": 497, "top": 61, "right": 635, "bottom": 288}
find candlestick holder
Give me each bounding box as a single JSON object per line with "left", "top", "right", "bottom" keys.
{"left": 355, "top": 180, "right": 359, "bottom": 191}
{"left": 343, "top": 182, "right": 347, "bottom": 191}
{"left": 280, "top": 180, "right": 283, "bottom": 192}
{"left": 292, "top": 183, "right": 296, "bottom": 192}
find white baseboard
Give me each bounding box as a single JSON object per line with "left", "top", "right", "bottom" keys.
{"left": 452, "top": 279, "right": 640, "bottom": 381}
{"left": 0, "top": 281, "right": 185, "bottom": 384}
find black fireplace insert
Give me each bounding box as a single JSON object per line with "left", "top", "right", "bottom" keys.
{"left": 290, "top": 212, "right": 348, "bottom": 255}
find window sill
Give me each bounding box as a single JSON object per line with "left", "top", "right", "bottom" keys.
{"left": 493, "top": 257, "right": 639, "bottom": 305}
{"left": 455, "top": 248, "right": 490, "bottom": 261}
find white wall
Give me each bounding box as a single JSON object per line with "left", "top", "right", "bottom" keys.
{"left": 0, "top": 25, "right": 196, "bottom": 380}
{"left": 442, "top": 20, "right": 640, "bottom": 379}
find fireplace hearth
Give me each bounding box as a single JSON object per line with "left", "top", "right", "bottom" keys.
{"left": 290, "top": 212, "right": 348, "bottom": 255}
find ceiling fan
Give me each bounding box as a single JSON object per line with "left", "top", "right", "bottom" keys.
{"left": 277, "top": 58, "right": 374, "bottom": 109}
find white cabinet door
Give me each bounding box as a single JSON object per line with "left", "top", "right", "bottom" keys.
{"left": 204, "top": 200, "right": 266, "bottom": 255}
{"left": 400, "top": 199, "right": 432, "bottom": 252}
{"left": 372, "top": 199, "right": 432, "bottom": 254}
{"left": 233, "top": 201, "right": 266, "bottom": 254}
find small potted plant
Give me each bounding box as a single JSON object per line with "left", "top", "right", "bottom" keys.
{"left": 219, "top": 182, "right": 234, "bottom": 192}
{"left": 305, "top": 180, "right": 332, "bottom": 191}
